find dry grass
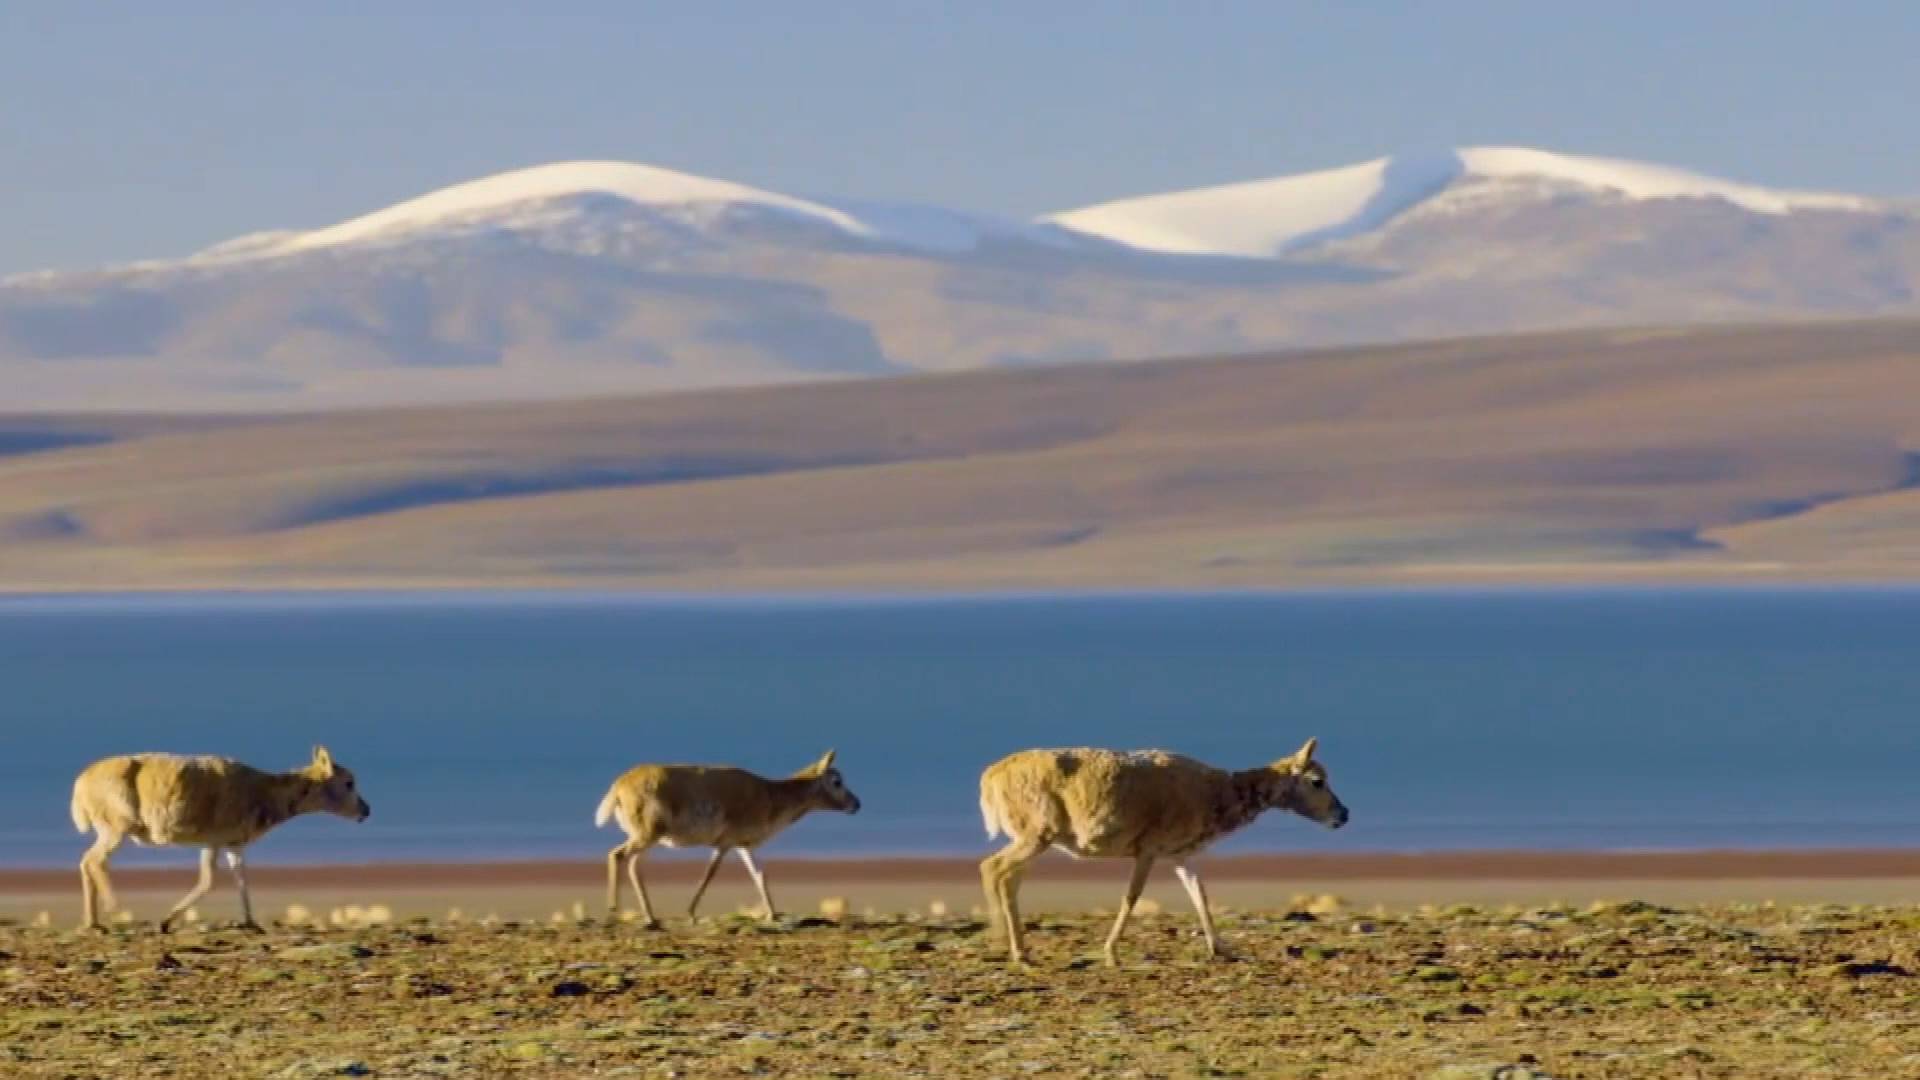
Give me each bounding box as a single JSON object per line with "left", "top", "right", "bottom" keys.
{"left": 6, "top": 319, "right": 1920, "bottom": 591}
{"left": 4, "top": 903, "right": 1919, "bottom": 1077}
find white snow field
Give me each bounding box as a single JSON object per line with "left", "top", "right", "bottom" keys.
{"left": 97, "top": 147, "right": 1887, "bottom": 272}
{"left": 183, "top": 160, "right": 1077, "bottom": 265}
{"left": 3, "top": 144, "right": 1911, "bottom": 413}
{"left": 1046, "top": 146, "right": 1878, "bottom": 258}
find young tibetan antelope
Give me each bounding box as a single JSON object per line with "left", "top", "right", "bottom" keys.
{"left": 595, "top": 750, "right": 861, "bottom": 927}
{"left": 70, "top": 746, "right": 372, "bottom": 932}
{"left": 979, "top": 738, "right": 1347, "bottom": 965}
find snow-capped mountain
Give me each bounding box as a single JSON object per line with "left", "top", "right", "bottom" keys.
{"left": 1047, "top": 147, "right": 1881, "bottom": 257}
{"left": 2, "top": 149, "right": 1915, "bottom": 411}
{"left": 168, "top": 160, "right": 1087, "bottom": 268}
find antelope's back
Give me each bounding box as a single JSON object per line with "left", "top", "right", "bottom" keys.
{"left": 612, "top": 763, "right": 776, "bottom": 823}
{"left": 979, "top": 747, "right": 1075, "bottom": 804}
{"left": 984, "top": 747, "right": 1217, "bottom": 794}
{"left": 73, "top": 753, "right": 258, "bottom": 840}
{"left": 983, "top": 748, "right": 1226, "bottom": 848}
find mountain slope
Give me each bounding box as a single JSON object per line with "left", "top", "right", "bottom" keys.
{"left": 211, "top": 160, "right": 880, "bottom": 258}
{"left": 1047, "top": 147, "right": 1879, "bottom": 257}
{"left": 184, "top": 161, "right": 1084, "bottom": 262}
{"left": 1, "top": 149, "right": 1916, "bottom": 412}
{"left": 6, "top": 320, "right": 1920, "bottom": 591}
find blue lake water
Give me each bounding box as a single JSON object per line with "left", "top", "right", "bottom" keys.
{"left": 4, "top": 589, "right": 1920, "bottom": 868}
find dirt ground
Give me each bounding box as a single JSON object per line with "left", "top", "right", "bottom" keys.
{"left": 4, "top": 900, "right": 1919, "bottom": 1079}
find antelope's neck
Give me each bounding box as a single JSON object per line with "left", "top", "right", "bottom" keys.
{"left": 253, "top": 771, "right": 313, "bottom": 835}
{"left": 768, "top": 776, "right": 819, "bottom": 825}
{"left": 1216, "top": 769, "right": 1278, "bottom": 838}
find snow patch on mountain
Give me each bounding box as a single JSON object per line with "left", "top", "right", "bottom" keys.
{"left": 820, "top": 198, "right": 1087, "bottom": 253}
{"left": 194, "top": 161, "right": 875, "bottom": 261}
{"left": 1458, "top": 147, "right": 1872, "bottom": 213}
{"left": 171, "top": 161, "right": 1083, "bottom": 266}
{"left": 1046, "top": 147, "right": 1881, "bottom": 257}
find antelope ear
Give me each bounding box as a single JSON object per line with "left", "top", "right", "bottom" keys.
{"left": 1293, "top": 737, "right": 1319, "bottom": 765}
{"left": 808, "top": 749, "right": 837, "bottom": 776}
{"left": 311, "top": 745, "right": 335, "bottom": 777}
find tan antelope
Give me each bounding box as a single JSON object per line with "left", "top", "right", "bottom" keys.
{"left": 70, "top": 746, "right": 372, "bottom": 932}
{"left": 594, "top": 750, "right": 861, "bottom": 927}
{"left": 978, "top": 738, "right": 1347, "bottom": 965}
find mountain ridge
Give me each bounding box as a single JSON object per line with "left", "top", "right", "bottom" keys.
{"left": 2, "top": 146, "right": 1915, "bottom": 412}
{"left": 1046, "top": 146, "right": 1883, "bottom": 257}
{"left": 7, "top": 319, "right": 1920, "bottom": 590}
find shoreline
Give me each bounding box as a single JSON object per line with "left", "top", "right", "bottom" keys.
{"left": 12, "top": 848, "right": 1920, "bottom": 893}
{"left": 9, "top": 581, "right": 1920, "bottom": 599}
{"left": 14, "top": 850, "right": 1920, "bottom": 921}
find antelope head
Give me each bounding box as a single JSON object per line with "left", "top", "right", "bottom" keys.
{"left": 796, "top": 749, "right": 861, "bottom": 814}
{"left": 1267, "top": 737, "right": 1347, "bottom": 829}
{"left": 299, "top": 745, "right": 372, "bottom": 823}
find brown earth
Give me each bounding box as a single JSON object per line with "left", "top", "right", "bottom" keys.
{"left": 6, "top": 319, "right": 1920, "bottom": 591}
{"left": 5, "top": 901, "right": 1919, "bottom": 1078}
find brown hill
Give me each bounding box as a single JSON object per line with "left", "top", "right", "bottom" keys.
{"left": 4, "top": 319, "right": 1920, "bottom": 591}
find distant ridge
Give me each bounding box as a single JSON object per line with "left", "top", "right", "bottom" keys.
{"left": 177, "top": 160, "right": 1082, "bottom": 266}
{"left": 7, "top": 320, "right": 1920, "bottom": 590}
{"left": 213, "top": 160, "right": 882, "bottom": 258}
{"left": 1, "top": 146, "right": 1914, "bottom": 412}
{"left": 1046, "top": 146, "right": 1879, "bottom": 257}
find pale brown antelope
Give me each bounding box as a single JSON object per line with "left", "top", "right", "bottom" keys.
{"left": 594, "top": 750, "right": 861, "bottom": 927}
{"left": 70, "top": 746, "right": 371, "bottom": 932}
{"left": 978, "top": 737, "right": 1346, "bottom": 965}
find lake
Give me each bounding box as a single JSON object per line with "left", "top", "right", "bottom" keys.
{"left": 5, "top": 589, "right": 1919, "bottom": 868}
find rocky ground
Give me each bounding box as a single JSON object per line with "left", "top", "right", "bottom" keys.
{"left": 3, "top": 901, "right": 1919, "bottom": 1078}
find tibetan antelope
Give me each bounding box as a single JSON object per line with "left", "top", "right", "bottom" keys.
{"left": 595, "top": 750, "right": 861, "bottom": 927}
{"left": 979, "top": 737, "right": 1347, "bottom": 965}
{"left": 70, "top": 746, "right": 372, "bottom": 932}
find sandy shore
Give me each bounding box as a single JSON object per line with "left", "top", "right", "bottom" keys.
{"left": 11, "top": 849, "right": 1920, "bottom": 923}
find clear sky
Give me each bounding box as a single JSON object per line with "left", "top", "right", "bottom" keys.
{"left": 4, "top": 2, "right": 1917, "bottom": 274}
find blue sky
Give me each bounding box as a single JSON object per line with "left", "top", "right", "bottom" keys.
{"left": 4, "top": 2, "right": 1917, "bottom": 274}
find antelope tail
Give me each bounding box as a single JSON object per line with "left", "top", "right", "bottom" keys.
{"left": 980, "top": 791, "right": 1007, "bottom": 841}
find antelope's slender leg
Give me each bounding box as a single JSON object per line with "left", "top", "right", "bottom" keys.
{"left": 78, "top": 830, "right": 123, "bottom": 931}
{"left": 979, "top": 852, "right": 1002, "bottom": 938}
{"left": 1103, "top": 854, "right": 1156, "bottom": 966}
{"left": 687, "top": 847, "right": 728, "bottom": 919}
{"left": 160, "top": 848, "right": 218, "bottom": 933}
{"left": 605, "top": 841, "right": 629, "bottom": 914}
{"left": 981, "top": 835, "right": 1047, "bottom": 964}
{"left": 998, "top": 849, "right": 1038, "bottom": 964}
{"left": 1174, "top": 864, "right": 1227, "bottom": 958}
{"left": 225, "top": 849, "right": 259, "bottom": 930}
{"left": 624, "top": 844, "right": 659, "bottom": 928}
{"left": 736, "top": 849, "right": 776, "bottom": 921}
